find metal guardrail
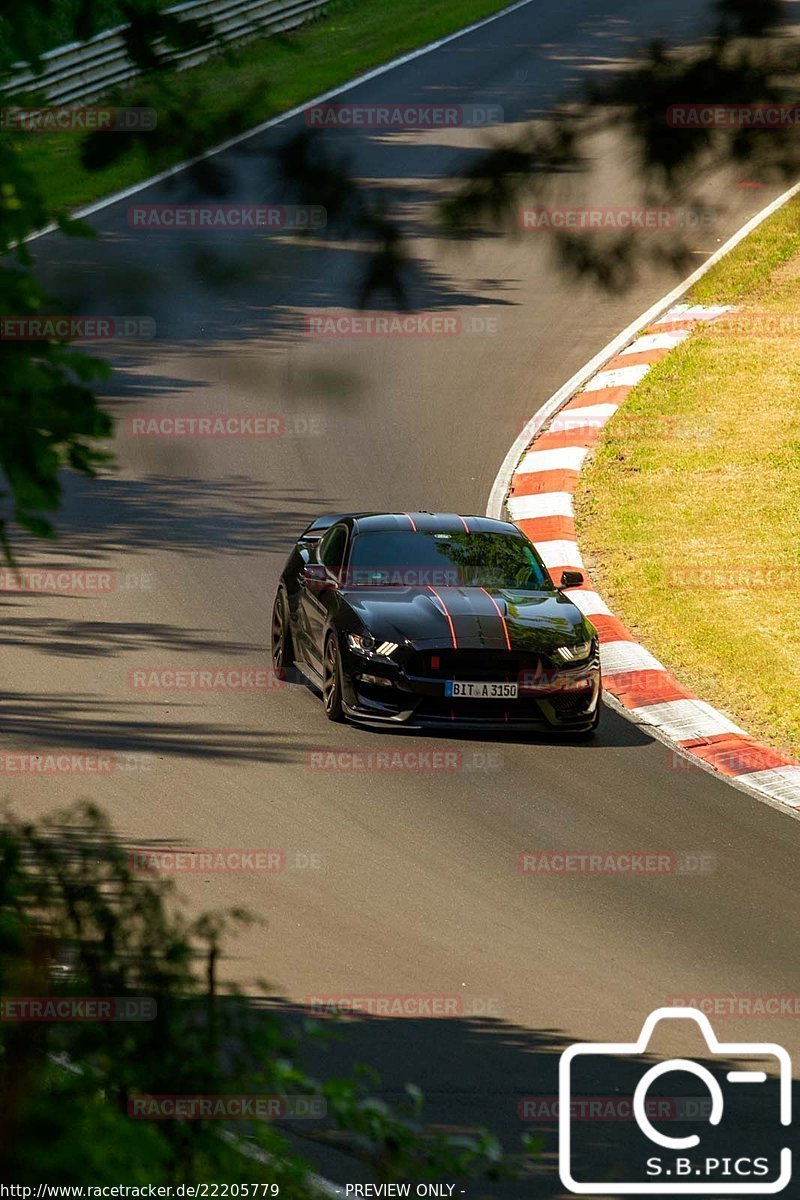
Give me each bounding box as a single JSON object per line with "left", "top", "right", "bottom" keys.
{"left": 4, "top": 0, "right": 329, "bottom": 105}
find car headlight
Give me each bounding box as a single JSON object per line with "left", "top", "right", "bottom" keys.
{"left": 347, "top": 633, "right": 376, "bottom": 654}
{"left": 555, "top": 639, "right": 593, "bottom": 663}
{"left": 347, "top": 633, "right": 399, "bottom": 659}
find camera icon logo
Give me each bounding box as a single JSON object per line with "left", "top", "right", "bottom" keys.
{"left": 559, "top": 1007, "right": 791, "bottom": 1194}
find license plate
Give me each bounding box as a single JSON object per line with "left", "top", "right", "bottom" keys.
{"left": 444, "top": 681, "right": 518, "bottom": 699}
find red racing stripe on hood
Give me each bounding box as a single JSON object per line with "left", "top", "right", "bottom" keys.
{"left": 426, "top": 585, "right": 457, "bottom": 648}
{"left": 480, "top": 587, "right": 512, "bottom": 651}
{"left": 429, "top": 587, "right": 512, "bottom": 650}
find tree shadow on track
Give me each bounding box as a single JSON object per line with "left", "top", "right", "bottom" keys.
{"left": 0, "top": 691, "right": 309, "bottom": 763}
{"left": 0, "top": 618, "right": 259, "bottom": 658}
{"left": 2, "top": 474, "right": 334, "bottom": 559}
{"left": 219, "top": 996, "right": 800, "bottom": 1199}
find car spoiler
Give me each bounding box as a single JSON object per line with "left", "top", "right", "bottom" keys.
{"left": 299, "top": 515, "right": 349, "bottom": 542}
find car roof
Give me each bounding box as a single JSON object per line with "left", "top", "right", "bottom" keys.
{"left": 348, "top": 512, "right": 522, "bottom": 535}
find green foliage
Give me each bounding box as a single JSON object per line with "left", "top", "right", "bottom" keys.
{"left": 0, "top": 0, "right": 223, "bottom": 558}
{"left": 0, "top": 174, "right": 112, "bottom": 553}
{"left": 0, "top": 803, "right": 515, "bottom": 1186}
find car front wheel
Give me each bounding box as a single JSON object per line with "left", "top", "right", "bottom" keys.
{"left": 271, "top": 590, "right": 295, "bottom": 682}
{"left": 323, "top": 633, "right": 345, "bottom": 722}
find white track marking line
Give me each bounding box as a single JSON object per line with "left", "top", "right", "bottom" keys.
{"left": 742, "top": 766, "right": 800, "bottom": 808}
{"left": 567, "top": 589, "right": 612, "bottom": 617}
{"left": 653, "top": 303, "right": 732, "bottom": 324}
{"left": 600, "top": 641, "right": 666, "bottom": 676}
{"left": 620, "top": 330, "right": 690, "bottom": 354}
{"left": 507, "top": 491, "right": 574, "bottom": 520}
{"left": 629, "top": 698, "right": 746, "bottom": 740}
{"left": 515, "top": 446, "right": 588, "bottom": 474}
{"left": 581, "top": 363, "right": 651, "bottom": 391}
{"left": 550, "top": 403, "right": 619, "bottom": 431}
{"left": 532, "top": 540, "right": 584, "bottom": 569}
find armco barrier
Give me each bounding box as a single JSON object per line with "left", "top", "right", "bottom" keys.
{"left": 3, "top": 0, "right": 329, "bottom": 106}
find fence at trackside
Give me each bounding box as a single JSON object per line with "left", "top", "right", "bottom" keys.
{"left": 3, "top": 0, "right": 330, "bottom": 105}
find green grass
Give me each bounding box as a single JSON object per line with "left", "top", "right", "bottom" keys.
{"left": 576, "top": 195, "right": 800, "bottom": 756}
{"left": 690, "top": 195, "right": 800, "bottom": 304}
{"left": 12, "top": 0, "right": 515, "bottom": 213}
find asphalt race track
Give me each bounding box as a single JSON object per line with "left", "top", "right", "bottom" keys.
{"left": 11, "top": 0, "right": 800, "bottom": 1193}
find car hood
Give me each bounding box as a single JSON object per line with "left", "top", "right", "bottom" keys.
{"left": 342, "top": 586, "right": 590, "bottom": 653}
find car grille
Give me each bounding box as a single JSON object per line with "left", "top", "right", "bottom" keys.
{"left": 412, "top": 650, "right": 553, "bottom": 680}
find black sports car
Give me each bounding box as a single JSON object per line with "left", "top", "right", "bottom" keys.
{"left": 271, "top": 512, "right": 601, "bottom": 734}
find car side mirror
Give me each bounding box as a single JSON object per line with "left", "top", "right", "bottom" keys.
{"left": 560, "top": 569, "right": 584, "bottom": 589}
{"left": 302, "top": 563, "right": 335, "bottom": 593}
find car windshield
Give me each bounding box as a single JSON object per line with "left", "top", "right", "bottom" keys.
{"left": 346, "top": 530, "right": 554, "bottom": 590}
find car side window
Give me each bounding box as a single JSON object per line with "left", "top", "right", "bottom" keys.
{"left": 319, "top": 525, "right": 348, "bottom": 574}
